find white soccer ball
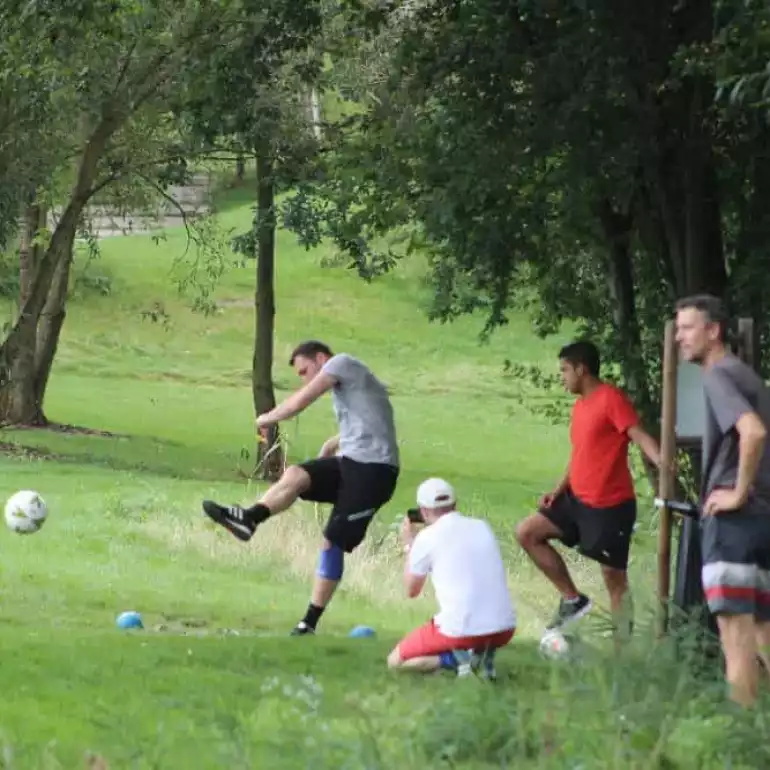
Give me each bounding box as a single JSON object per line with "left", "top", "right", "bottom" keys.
{"left": 539, "top": 628, "right": 571, "bottom": 661}
{"left": 5, "top": 490, "right": 48, "bottom": 534}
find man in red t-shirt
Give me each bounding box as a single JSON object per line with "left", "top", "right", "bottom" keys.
{"left": 516, "top": 341, "right": 662, "bottom": 632}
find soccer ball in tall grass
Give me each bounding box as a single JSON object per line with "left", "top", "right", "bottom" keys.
{"left": 539, "top": 628, "right": 571, "bottom": 660}
{"left": 5, "top": 490, "right": 48, "bottom": 534}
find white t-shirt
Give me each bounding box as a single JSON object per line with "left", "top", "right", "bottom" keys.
{"left": 408, "top": 511, "right": 516, "bottom": 637}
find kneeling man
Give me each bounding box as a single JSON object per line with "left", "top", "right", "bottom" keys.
{"left": 387, "top": 478, "right": 516, "bottom": 680}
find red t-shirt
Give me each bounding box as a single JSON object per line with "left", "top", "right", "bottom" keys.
{"left": 568, "top": 383, "right": 639, "bottom": 508}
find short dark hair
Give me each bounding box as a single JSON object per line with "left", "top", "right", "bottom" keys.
{"left": 675, "top": 293, "right": 729, "bottom": 341}
{"left": 289, "top": 340, "right": 334, "bottom": 366}
{"left": 558, "top": 340, "right": 600, "bottom": 377}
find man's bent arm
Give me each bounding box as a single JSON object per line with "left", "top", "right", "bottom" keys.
{"left": 735, "top": 412, "right": 767, "bottom": 502}
{"left": 627, "top": 425, "right": 662, "bottom": 468}
{"left": 262, "top": 372, "right": 337, "bottom": 424}
{"left": 404, "top": 569, "right": 427, "bottom": 598}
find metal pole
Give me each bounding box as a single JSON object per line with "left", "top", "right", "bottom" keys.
{"left": 657, "top": 320, "right": 678, "bottom": 637}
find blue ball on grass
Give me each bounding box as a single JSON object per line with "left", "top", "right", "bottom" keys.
{"left": 116, "top": 611, "right": 144, "bottom": 630}
{"left": 349, "top": 625, "right": 375, "bottom": 639}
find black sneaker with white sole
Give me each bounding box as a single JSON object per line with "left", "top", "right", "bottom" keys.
{"left": 201, "top": 500, "right": 257, "bottom": 542}
{"left": 290, "top": 621, "right": 315, "bottom": 636}
{"left": 546, "top": 594, "right": 592, "bottom": 630}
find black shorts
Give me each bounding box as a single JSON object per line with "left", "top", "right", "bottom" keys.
{"left": 540, "top": 489, "right": 636, "bottom": 570}
{"left": 298, "top": 456, "right": 399, "bottom": 553}
{"left": 700, "top": 495, "right": 770, "bottom": 621}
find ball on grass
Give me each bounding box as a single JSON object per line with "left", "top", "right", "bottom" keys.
{"left": 539, "top": 628, "right": 571, "bottom": 660}
{"left": 348, "top": 625, "right": 376, "bottom": 639}
{"left": 4, "top": 490, "right": 48, "bottom": 534}
{"left": 116, "top": 611, "right": 144, "bottom": 630}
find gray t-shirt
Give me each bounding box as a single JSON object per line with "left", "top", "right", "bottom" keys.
{"left": 321, "top": 354, "right": 399, "bottom": 467}
{"left": 701, "top": 354, "right": 770, "bottom": 502}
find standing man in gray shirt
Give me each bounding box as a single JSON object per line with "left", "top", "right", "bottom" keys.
{"left": 675, "top": 294, "right": 770, "bottom": 707}
{"left": 202, "top": 340, "right": 400, "bottom": 636}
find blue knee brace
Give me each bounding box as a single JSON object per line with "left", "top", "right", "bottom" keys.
{"left": 317, "top": 544, "right": 344, "bottom": 580}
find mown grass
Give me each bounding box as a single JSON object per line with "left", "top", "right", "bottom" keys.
{"left": 0, "top": 173, "right": 764, "bottom": 768}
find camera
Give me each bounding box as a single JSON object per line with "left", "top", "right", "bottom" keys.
{"left": 406, "top": 507, "right": 424, "bottom": 524}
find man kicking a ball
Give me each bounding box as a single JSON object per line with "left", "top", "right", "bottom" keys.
{"left": 676, "top": 295, "right": 770, "bottom": 707}
{"left": 388, "top": 478, "right": 516, "bottom": 680}
{"left": 516, "top": 341, "right": 661, "bottom": 634}
{"left": 202, "top": 340, "right": 400, "bottom": 636}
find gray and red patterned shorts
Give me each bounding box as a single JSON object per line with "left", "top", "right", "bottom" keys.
{"left": 701, "top": 496, "right": 770, "bottom": 621}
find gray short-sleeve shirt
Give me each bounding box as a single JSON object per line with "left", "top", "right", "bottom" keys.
{"left": 321, "top": 354, "right": 399, "bottom": 467}
{"left": 702, "top": 355, "right": 770, "bottom": 502}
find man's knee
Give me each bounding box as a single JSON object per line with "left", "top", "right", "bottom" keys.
{"left": 387, "top": 647, "right": 402, "bottom": 669}
{"left": 516, "top": 515, "right": 548, "bottom": 548}
{"left": 281, "top": 465, "right": 312, "bottom": 493}
{"left": 316, "top": 542, "right": 344, "bottom": 581}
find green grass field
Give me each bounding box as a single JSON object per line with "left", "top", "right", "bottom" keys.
{"left": 0, "top": 178, "right": 768, "bottom": 769}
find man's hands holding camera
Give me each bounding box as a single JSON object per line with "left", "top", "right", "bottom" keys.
{"left": 400, "top": 509, "right": 424, "bottom": 554}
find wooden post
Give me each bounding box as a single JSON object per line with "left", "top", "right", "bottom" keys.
{"left": 657, "top": 320, "right": 679, "bottom": 637}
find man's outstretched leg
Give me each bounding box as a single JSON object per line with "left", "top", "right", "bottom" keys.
{"left": 292, "top": 539, "right": 344, "bottom": 635}
{"left": 202, "top": 464, "right": 316, "bottom": 542}
{"left": 515, "top": 511, "right": 591, "bottom": 629}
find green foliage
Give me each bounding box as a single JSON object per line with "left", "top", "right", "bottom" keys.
{"left": 0, "top": 249, "right": 20, "bottom": 299}
{"left": 172, "top": 215, "right": 244, "bottom": 315}
{"left": 178, "top": 0, "right": 323, "bottom": 152}
{"left": 279, "top": 0, "right": 770, "bottom": 446}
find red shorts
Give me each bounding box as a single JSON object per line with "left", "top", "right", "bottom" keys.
{"left": 397, "top": 618, "right": 515, "bottom": 660}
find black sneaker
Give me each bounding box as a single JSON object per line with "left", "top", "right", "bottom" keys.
{"left": 547, "top": 594, "right": 592, "bottom": 630}
{"left": 290, "top": 621, "right": 315, "bottom": 636}
{"left": 202, "top": 500, "right": 256, "bottom": 542}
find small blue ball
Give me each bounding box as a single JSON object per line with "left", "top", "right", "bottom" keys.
{"left": 116, "top": 611, "right": 143, "bottom": 630}
{"left": 349, "top": 625, "right": 375, "bottom": 638}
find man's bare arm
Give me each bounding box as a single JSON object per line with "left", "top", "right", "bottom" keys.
{"left": 734, "top": 412, "right": 768, "bottom": 502}
{"left": 319, "top": 434, "right": 340, "bottom": 458}
{"left": 259, "top": 372, "right": 337, "bottom": 426}
{"left": 627, "top": 425, "right": 662, "bottom": 468}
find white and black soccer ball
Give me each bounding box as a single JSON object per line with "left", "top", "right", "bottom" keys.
{"left": 539, "top": 628, "right": 571, "bottom": 661}
{"left": 4, "top": 490, "right": 48, "bottom": 534}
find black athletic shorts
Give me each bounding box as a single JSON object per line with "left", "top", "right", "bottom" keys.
{"left": 700, "top": 494, "right": 770, "bottom": 621}
{"left": 539, "top": 489, "right": 637, "bottom": 570}
{"left": 298, "top": 456, "right": 399, "bottom": 553}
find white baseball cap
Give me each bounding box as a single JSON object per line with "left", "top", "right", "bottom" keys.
{"left": 416, "top": 478, "right": 456, "bottom": 509}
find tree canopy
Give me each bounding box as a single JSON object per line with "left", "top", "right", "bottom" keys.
{"left": 283, "top": 0, "right": 770, "bottom": 427}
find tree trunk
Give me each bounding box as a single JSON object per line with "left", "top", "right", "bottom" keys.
{"left": 730, "top": 121, "right": 770, "bottom": 375}
{"left": 252, "top": 151, "right": 283, "bottom": 481}
{"left": 33, "top": 238, "right": 73, "bottom": 414}
{"left": 648, "top": 0, "right": 727, "bottom": 300}
{"left": 19, "top": 201, "right": 44, "bottom": 305}
{"left": 0, "top": 111, "right": 120, "bottom": 424}
{"left": 1, "top": 202, "right": 46, "bottom": 425}
{"left": 597, "top": 199, "right": 656, "bottom": 421}
{"left": 681, "top": 85, "right": 726, "bottom": 296}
